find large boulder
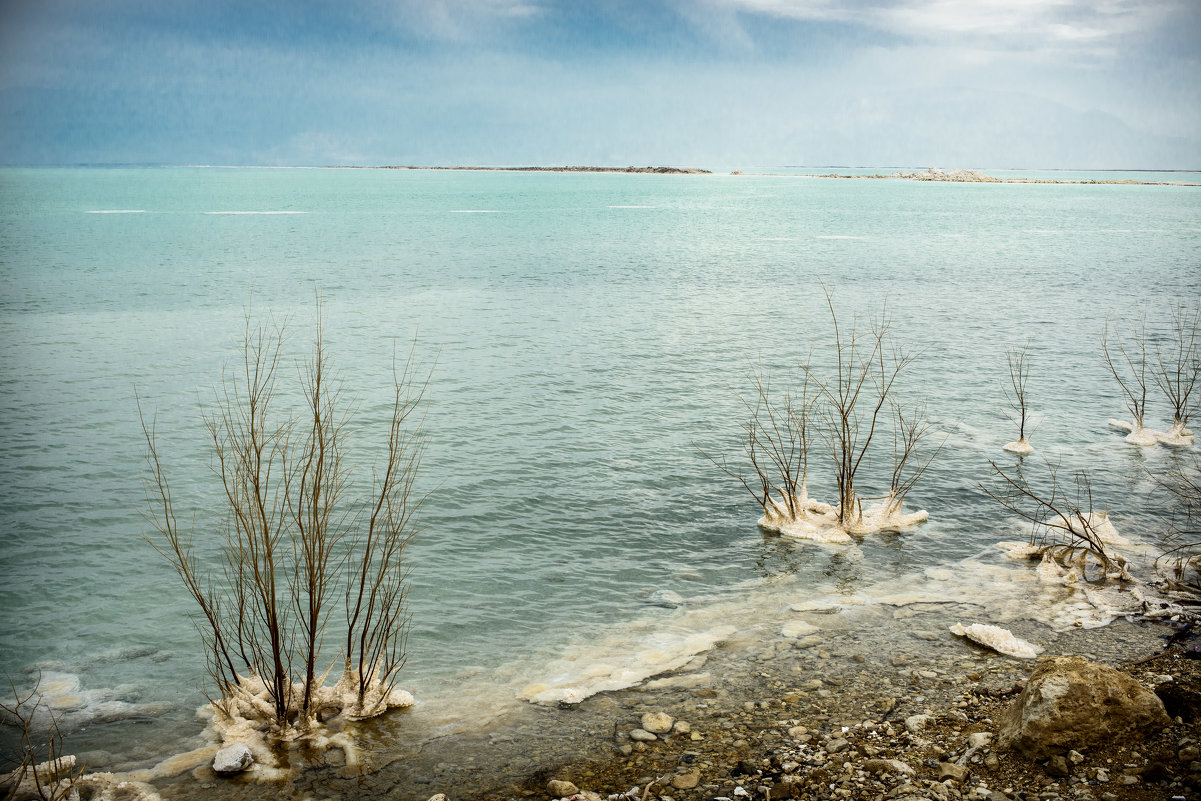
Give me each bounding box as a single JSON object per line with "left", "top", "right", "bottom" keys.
{"left": 998, "top": 656, "right": 1171, "bottom": 760}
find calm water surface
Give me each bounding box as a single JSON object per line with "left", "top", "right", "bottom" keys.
{"left": 0, "top": 167, "right": 1198, "bottom": 772}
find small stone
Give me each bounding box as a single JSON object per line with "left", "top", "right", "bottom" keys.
{"left": 641, "top": 712, "right": 674, "bottom": 734}
{"left": 984, "top": 754, "right": 1000, "bottom": 769}
{"left": 427, "top": 795, "right": 448, "bottom": 801}
{"left": 547, "top": 779, "right": 579, "bottom": 797}
{"left": 863, "top": 758, "right": 916, "bottom": 776}
{"left": 770, "top": 781, "right": 800, "bottom": 798}
{"left": 672, "top": 720, "right": 691, "bottom": 735}
{"left": 826, "top": 738, "right": 851, "bottom": 754}
{"left": 618, "top": 744, "right": 633, "bottom": 756}
{"left": 1044, "top": 755, "right": 1069, "bottom": 778}
{"left": 1179, "top": 745, "right": 1200, "bottom": 762}
{"left": 906, "top": 714, "right": 933, "bottom": 733}
{"left": 1094, "top": 768, "right": 1110, "bottom": 782}
{"left": 968, "top": 732, "right": 994, "bottom": 748}
{"left": 1119, "top": 775, "right": 1139, "bottom": 785}
{"left": 939, "top": 762, "right": 968, "bottom": 782}
{"left": 670, "top": 772, "right": 700, "bottom": 790}
{"left": 1067, "top": 750, "right": 1085, "bottom": 765}
{"left": 689, "top": 731, "right": 702, "bottom": 741}
{"left": 629, "top": 728, "right": 657, "bottom": 742}
{"left": 213, "top": 744, "right": 254, "bottom": 775}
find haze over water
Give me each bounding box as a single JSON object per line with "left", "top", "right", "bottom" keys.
{"left": 0, "top": 166, "right": 1198, "bottom": 771}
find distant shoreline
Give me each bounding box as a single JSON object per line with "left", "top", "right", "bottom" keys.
{"left": 334, "top": 164, "right": 712, "bottom": 175}
{"left": 808, "top": 166, "right": 1201, "bottom": 186}
{"left": 329, "top": 164, "right": 1198, "bottom": 185}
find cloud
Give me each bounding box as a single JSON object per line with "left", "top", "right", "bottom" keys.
{"left": 709, "top": 0, "right": 1188, "bottom": 53}
{"left": 368, "top": 0, "right": 546, "bottom": 42}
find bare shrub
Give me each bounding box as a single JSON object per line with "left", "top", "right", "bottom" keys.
{"left": 0, "top": 673, "right": 82, "bottom": 801}
{"left": 1003, "top": 342, "right": 1032, "bottom": 444}
{"left": 1102, "top": 312, "right": 1149, "bottom": 431}
{"left": 706, "top": 291, "right": 935, "bottom": 534}
{"left": 1152, "top": 302, "right": 1200, "bottom": 435}
{"left": 981, "top": 460, "right": 1129, "bottom": 581}
{"left": 140, "top": 308, "right": 429, "bottom": 734}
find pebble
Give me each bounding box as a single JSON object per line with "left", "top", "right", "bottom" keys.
{"left": 862, "top": 758, "right": 915, "bottom": 776}
{"left": 547, "top": 779, "right": 579, "bottom": 797}
{"left": 905, "top": 714, "right": 933, "bottom": 733}
{"left": 670, "top": 771, "right": 700, "bottom": 789}
{"left": 629, "top": 729, "right": 657, "bottom": 742}
{"left": 968, "top": 732, "right": 994, "bottom": 748}
{"left": 826, "top": 738, "right": 851, "bottom": 754}
{"left": 641, "top": 712, "right": 674, "bottom": 734}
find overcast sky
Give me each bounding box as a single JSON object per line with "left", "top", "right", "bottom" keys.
{"left": 1, "top": 0, "right": 1198, "bottom": 168}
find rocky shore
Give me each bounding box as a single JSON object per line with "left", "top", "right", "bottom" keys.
{"left": 497, "top": 644, "right": 1199, "bottom": 801}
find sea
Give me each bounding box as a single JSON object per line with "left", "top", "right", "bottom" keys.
{"left": 0, "top": 166, "right": 1198, "bottom": 795}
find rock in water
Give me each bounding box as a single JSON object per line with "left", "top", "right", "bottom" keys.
{"left": 547, "top": 778, "right": 579, "bottom": 796}
{"left": 998, "top": 656, "right": 1171, "bottom": 760}
{"left": 641, "top": 711, "right": 674, "bottom": 734}
{"left": 647, "top": 589, "right": 684, "bottom": 608}
{"left": 213, "top": 743, "right": 254, "bottom": 774}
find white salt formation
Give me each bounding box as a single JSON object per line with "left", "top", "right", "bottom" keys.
{"left": 1107, "top": 418, "right": 1192, "bottom": 447}
{"left": 1002, "top": 437, "right": 1034, "bottom": 455}
{"left": 757, "top": 487, "right": 928, "bottom": 543}
{"left": 949, "top": 623, "right": 1043, "bottom": 659}
{"left": 1161, "top": 421, "right": 1195, "bottom": 447}
{"left": 0, "top": 756, "right": 163, "bottom": 801}
{"left": 519, "top": 625, "right": 735, "bottom": 705}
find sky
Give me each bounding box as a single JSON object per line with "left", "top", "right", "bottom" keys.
{"left": 1, "top": 0, "right": 1198, "bottom": 169}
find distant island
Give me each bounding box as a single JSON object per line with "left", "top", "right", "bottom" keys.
{"left": 330, "top": 165, "right": 1197, "bottom": 185}
{"left": 815, "top": 166, "right": 1199, "bottom": 186}
{"left": 340, "top": 165, "right": 712, "bottom": 175}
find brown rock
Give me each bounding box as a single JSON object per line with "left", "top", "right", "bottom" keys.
{"left": 547, "top": 779, "right": 579, "bottom": 797}
{"left": 670, "top": 771, "right": 700, "bottom": 789}
{"left": 998, "top": 656, "right": 1171, "bottom": 760}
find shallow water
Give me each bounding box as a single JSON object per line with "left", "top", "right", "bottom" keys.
{"left": 0, "top": 167, "right": 1198, "bottom": 784}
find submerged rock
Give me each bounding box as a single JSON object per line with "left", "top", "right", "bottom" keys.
{"left": 547, "top": 778, "right": 579, "bottom": 796}
{"left": 998, "top": 655, "right": 1171, "bottom": 759}
{"left": 647, "top": 589, "right": 684, "bottom": 608}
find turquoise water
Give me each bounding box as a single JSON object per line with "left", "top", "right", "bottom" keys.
{"left": 0, "top": 167, "right": 1199, "bottom": 769}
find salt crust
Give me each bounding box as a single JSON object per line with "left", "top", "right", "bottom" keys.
{"left": 0, "top": 756, "right": 163, "bottom": 801}
{"left": 757, "top": 486, "right": 928, "bottom": 544}
{"left": 1002, "top": 437, "right": 1034, "bottom": 455}
{"left": 1109, "top": 418, "right": 1194, "bottom": 447}
{"left": 72, "top": 664, "right": 419, "bottom": 788}
{"left": 949, "top": 623, "right": 1042, "bottom": 659}
{"left": 518, "top": 625, "right": 736, "bottom": 705}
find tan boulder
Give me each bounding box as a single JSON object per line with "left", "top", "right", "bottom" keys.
{"left": 998, "top": 656, "right": 1170, "bottom": 760}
